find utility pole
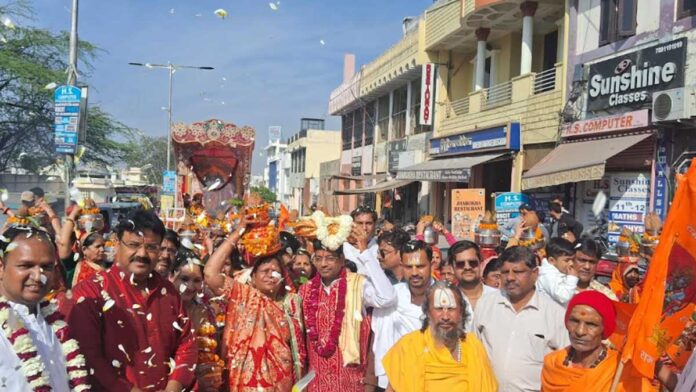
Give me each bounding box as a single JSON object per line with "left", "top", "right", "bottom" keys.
{"left": 64, "top": 0, "right": 79, "bottom": 210}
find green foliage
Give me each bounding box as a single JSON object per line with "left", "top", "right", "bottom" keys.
{"left": 250, "top": 185, "right": 277, "bottom": 204}
{"left": 0, "top": 1, "right": 132, "bottom": 173}
{"left": 122, "top": 135, "right": 168, "bottom": 185}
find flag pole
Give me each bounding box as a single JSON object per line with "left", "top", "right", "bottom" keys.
{"left": 609, "top": 361, "right": 625, "bottom": 392}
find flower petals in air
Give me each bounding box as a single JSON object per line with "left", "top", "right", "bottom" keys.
{"left": 214, "top": 8, "right": 228, "bottom": 18}
{"left": 112, "top": 359, "right": 121, "bottom": 368}
{"left": 172, "top": 321, "right": 183, "bottom": 332}
{"left": 168, "top": 358, "right": 176, "bottom": 374}
{"left": 0, "top": 189, "right": 7, "bottom": 202}
{"left": 179, "top": 284, "right": 186, "bottom": 294}
{"left": 269, "top": 2, "right": 278, "bottom": 11}
{"left": 1, "top": 17, "right": 15, "bottom": 29}
{"left": 44, "top": 82, "right": 57, "bottom": 90}
{"left": 103, "top": 299, "right": 115, "bottom": 312}
{"left": 320, "top": 39, "right": 326, "bottom": 45}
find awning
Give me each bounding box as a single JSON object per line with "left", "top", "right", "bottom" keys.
{"left": 396, "top": 153, "right": 505, "bottom": 182}
{"left": 521, "top": 133, "right": 653, "bottom": 190}
{"left": 331, "top": 173, "right": 388, "bottom": 181}
{"left": 331, "top": 179, "right": 413, "bottom": 195}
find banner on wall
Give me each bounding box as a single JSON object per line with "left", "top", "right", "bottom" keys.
{"left": 608, "top": 172, "right": 651, "bottom": 244}
{"left": 451, "top": 189, "right": 485, "bottom": 241}
{"left": 494, "top": 192, "right": 530, "bottom": 229}
{"left": 419, "top": 63, "right": 435, "bottom": 126}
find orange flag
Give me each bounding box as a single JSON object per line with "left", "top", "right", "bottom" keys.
{"left": 620, "top": 159, "right": 696, "bottom": 378}
{"left": 278, "top": 203, "right": 290, "bottom": 231}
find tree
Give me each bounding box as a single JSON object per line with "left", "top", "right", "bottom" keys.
{"left": 122, "top": 135, "right": 168, "bottom": 185}
{"left": 251, "top": 186, "right": 277, "bottom": 204}
{"left": 0, "top": 1, "right": 133, "bottom": 173}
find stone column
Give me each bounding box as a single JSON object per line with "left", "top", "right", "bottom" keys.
{"left": 475, "top": 28, "right": 490, "bottom": 91}
{"left": 520, "top": 1, "right": 538, "bottom": 75}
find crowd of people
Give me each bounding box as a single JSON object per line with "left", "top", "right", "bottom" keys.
{"left": 0, "top": 187, "right": 691, "bottom": 391}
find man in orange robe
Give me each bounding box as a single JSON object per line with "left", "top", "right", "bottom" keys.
{"left": 541, "top": 291, "right": 641, "bottom": 391}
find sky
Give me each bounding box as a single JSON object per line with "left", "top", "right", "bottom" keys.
{"left": 28, "top": 0, "right": 434, "bottom": 175}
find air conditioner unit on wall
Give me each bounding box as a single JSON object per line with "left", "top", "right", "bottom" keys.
{"left": 652, "top": 87, "right": 696, "bottom": 122}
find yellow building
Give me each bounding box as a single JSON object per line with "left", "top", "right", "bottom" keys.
{"left": 395, "top": 0, "right": 567, "bottom": 219}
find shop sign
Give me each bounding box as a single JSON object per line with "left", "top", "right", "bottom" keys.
{"left": 419, "top": 63, "right": 435, "bottom": 126}
{"left": 561, "top": 110, "right": 649, "bottom": 138}
{"left": 269, "top": 126, "right": 282, "bottom": 142}
{"left": 587, "top": 38, "right": 686, "bottom": 112}
{"left": 388, "top": 139, "right": 407, "bottom": 172}
{"left": 162, "top": 171, "right": 177, "bottom": 195}
{"left": 429, "top": 123, "right": 520, "bottom": 157}
{"left": 607, "top": 172, "right": 650, "bottom": 244}
{"left": 451, "top": 189, "right": 485, "bottom": 241}
{"left": 54, "top": 85, "right": 82, "bottom": 154}
{"left": 351, "top": 155, "right": 362, "bottom": 176}
{"left": 494, "top": 192, "right": 530, "bottom": 230}
{"left": 653, "top": 137, "right": 669, "bottom": 221}
{"left": 398, "top": 167, "right": 470, "bottom": 182}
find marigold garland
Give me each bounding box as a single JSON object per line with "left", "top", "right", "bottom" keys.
{"left": 305, "top": 268, "right": 347, "bottom": 358}
{"left": 0, "top": 297, "right": 91, "bottom": 391}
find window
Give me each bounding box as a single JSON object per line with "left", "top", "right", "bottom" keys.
{"left": 353, "top": 108, "right": 364, "bottom": 148}
{"left": 678, "top": 0, "right": 696, "bottom": 18}
{"left": 301, "top": 118, "right": 325, "bottom": 131}
{"left": 391, "top": 86, "right": 408, "bottom": 140}
{"left": 342, "top": 113, "right": 353, "bottom": 150}
{"left": 600, "top": 0, "right": 636, "bottom": 46}
{"left": 364, "top": 103, "right": 375, "bottom": 145}
{"left": 377, "top": 96, "right": 390, "bottom": 142}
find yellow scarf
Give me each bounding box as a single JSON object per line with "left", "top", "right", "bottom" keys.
{"left": 383, "top": 328, "right": 498, "bottom": 392}
{"left": 338, "top": 272, "right": 365, "bottom": 366}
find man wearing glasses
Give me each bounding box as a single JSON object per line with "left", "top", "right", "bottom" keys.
{"left": 473, "top": 246, "right": 568, "bottom": 392}
{"left": 372, "top": 240, "right": 434, "bottom": 391}
{"left": 69, "top": 209, "right": 196, "bottom": 392}
{"left": 449, "top": 240, "right": 497, "bottom": 331}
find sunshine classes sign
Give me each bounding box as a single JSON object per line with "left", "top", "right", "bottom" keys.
{"left": 587, "top": 38, "right": 686, "bottom": 112}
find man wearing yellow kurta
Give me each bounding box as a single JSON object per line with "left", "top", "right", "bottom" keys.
{"left": 382, "top": 281, "right": 497, "bottom": 392}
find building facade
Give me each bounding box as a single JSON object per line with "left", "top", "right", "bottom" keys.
{"left": 262, "top": 129, "right": 289, "bottom": 205}
{"left": 523, "top": 0, "right": 696, "bottom": 243}
{"left": 286, "top": 119, "right": 341, "bottom": 214}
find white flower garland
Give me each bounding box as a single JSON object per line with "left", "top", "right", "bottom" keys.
{"left": 315, "top": 214, "right": 353, "bottom": 251}
{"left": 0, "top": 297, "right": 91, "bottom": 391}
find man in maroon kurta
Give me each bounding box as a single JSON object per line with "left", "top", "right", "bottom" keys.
{"left": 67, "top": 209, "right": 196, "bottom": 392}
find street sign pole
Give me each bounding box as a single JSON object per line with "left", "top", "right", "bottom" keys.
{"left": 64, "top": 0, "right": 79, "bottom": 211}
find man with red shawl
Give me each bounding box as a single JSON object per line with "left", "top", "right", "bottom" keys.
{"left": 300, "top": 222, "right": 396, "bottom": 392}
{"left": 67, "top": 209, "right": 196, "bottom": 391}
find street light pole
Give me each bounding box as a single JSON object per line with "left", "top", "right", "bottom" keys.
{"left": 127, "top": 62, "right": 214, "bottom": 172}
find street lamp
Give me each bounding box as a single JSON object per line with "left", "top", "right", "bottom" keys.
{"left": 128, "top": 62, "right": 214, "bottom": 172}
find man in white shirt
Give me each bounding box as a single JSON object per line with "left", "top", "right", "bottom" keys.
{"left": 0, "top": 226, "right": 73, "bottom": 391}
{"left": 450, "top": 240, "right": 497, "bottom": 331}
{"left": 536, "top": 237, "right": 578, "bottom": 306}
{"left": 344, "top": 205, "right": 379, "bottom": 275}
{"left": 573, "top": 238, "right": 618, "bottom": 300}
{"left": 372, "top": 239, "right": 433, "bottom": 390}
{"left": 473, "top": 246, "right": 569, "bottom": 392}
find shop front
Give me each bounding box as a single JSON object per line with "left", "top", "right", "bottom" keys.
{"left": 397, "top": 123, "right": 520, "bottom": 224}
{"left": 523, "top": 37, "right": 689, "bottom": 243}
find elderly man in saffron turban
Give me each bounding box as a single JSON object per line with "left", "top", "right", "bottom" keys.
{"left": 541, "top": 291, "right": 641, "bottom": 391}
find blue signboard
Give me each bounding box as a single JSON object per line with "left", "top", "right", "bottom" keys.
{"left": 653, "top": 137, "right": 669, "bottom": 221}
{"left": 494, "top": 192, "right": 530, "bottom": 229}
{"left": 429, "top": 122, "right": 521, "bottom": 157}
{"left": 54, "top": 85, "right": 82, "bottom": 154}
{"left": 162, "top": 171, "right": 177, "bottom": 195}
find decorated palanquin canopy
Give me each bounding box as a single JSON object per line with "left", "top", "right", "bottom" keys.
{"left": 172, "top": 119, "right": 255, "bottom": 211}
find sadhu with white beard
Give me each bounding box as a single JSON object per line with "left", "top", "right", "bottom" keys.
{"left": 382, "top": 281, "right": 497, "bottom": 392}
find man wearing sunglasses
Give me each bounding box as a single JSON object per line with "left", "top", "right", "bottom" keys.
{"left": 473, "top": 246, "right": 568, "bottom": 392}
{"left": 372, "top": 240, "right": 434, "bottom": 391}
{"left": 449, "top": 240, "right": 497, "bottom": 332}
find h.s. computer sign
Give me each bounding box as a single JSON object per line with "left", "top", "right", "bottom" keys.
{"left": 586, "top": 38, "right": 686, "bottom": 112}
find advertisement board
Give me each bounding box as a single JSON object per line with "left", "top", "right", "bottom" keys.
{"left": 494, "top": 192, "right": 530, "bottom": 229}
{"left": 607, "top": 172, "right": 650, "bottom": 243}
{"left": 451, "top": 189, "right": 485, "bottom": 241}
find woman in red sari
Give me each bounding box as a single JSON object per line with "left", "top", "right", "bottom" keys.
{"left": 57, "top": 207, "right": 105, "bottom": 288}
{"left": 204, "top": 225, "right": 305, "bottom": 391}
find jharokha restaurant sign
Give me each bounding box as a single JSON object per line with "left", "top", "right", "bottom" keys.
{"left": 561, "top": 109, "right": 650, "bottom": 138}
{"left": 587, "top": 38, "right": 686, "bottom": 112}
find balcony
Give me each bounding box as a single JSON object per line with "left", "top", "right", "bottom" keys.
{"left": 425, "top": 0, "right": 564, "bottom": 51}
{"left": 437, "top": 62, "right": 564, "bottom": 145}
{"left": 359, "top": 27, "right": 423, "bottom": 101}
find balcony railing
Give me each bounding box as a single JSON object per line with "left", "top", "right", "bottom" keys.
{"left": 483, "top": 81, "right": 512, "bottom": 110}
{"left": 446, "top": 96, "right": 470, "bottom": 118}
{"left": 533, "top": 67, "right": 557, "bottom": 94}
